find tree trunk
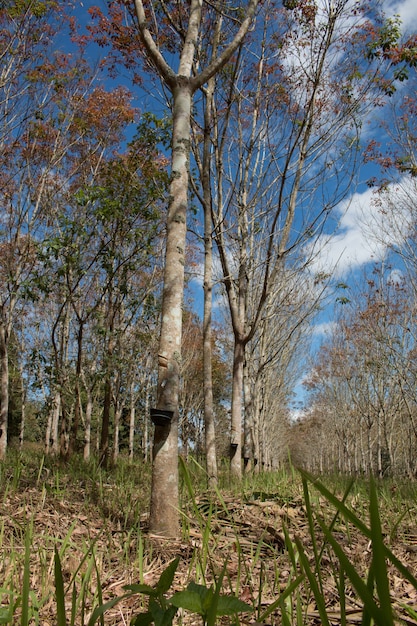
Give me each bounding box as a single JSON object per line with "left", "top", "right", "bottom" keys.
{"left": 202, "top": 157, "right": 217, "bottom": 488}
{"left": 243, "top": 359, "right": 254, "bottom": 471}
{"left": 202, "top": 250, "right": 218, "bottom": 486}
{"left": 129, "top": 380, "right": 136, "bottom": 462}
{"left": 113, "top": 403, "right": 122, "bottom": 465}
{"left": 149, "top": 83, "right": 192, "bottom": 537}
{"left": 46, "top": 391, "right": 61, "bottom": 455}
{"left": 199, "top": 20, "right": 221, "bottom": 489}
{"left": 100, "top": 377, "right": 112, "bottom": 467}
{"left": 84, "top": 390, "right": 93, "bottom": 461}
{"left": 19, "top": 359, "right": 25, "bottom": 450}
{"left": 59, "top": 396, "right": 70, "bottom": 459}
{"left": 133, "top": 0, "right": 260, "bottom": 537}
{"left": 100, "top": 294, "right": 115, "bottom": 467}
{"left": 0, "top": 318, "right": 9, "bottom": 459}
{"left": 230, "top": 338, "right": 244, "bottom": 477}
{"left": 144, "top": 377, "right": 150, "bottom": 462}
{"left": 69, "top": 320, "right": 84, "bottom": 456}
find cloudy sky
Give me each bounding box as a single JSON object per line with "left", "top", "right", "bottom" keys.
{"left": 384, "top": 0, "right": 417, "bottom": 31}
{"left": 308, "top": 0, "right": 417, "bottom": 277}
{"left": 313, "top": 0, "right": 417, "bottom": 278}
{"left": 309, "top": 181, "right": 414, "bottom": 278}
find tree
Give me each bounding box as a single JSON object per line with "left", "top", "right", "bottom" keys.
{"left": 191, "top": 0, "right": 410, "bottom": 477}
{"left": 39, "top": 116, "right": 167, "bottom": 461}
{"left": 87, "top": 0, "right": 259, "bottom": 536}
{"left": 304, "top": 268, "right": 417, "bottom": 476}
{"left": 1, "top": 23, "right": 169, "bottom": 461}
{"left": 0, "top": 1, "right": 99, "bottom": 458}
{"left": 134, "top": 0, "right": 260, "bottom": 537}
{"left": 363, "top": 58, "right": 417, "bottom": 292}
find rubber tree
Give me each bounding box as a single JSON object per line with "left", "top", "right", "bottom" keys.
{"left": 0, "top": 2, "right": 98, "bottom": 458}
{"left": 194, "top": 0, "right": 415, "bottom": 477}
{"left": 130, "top": 0, "right": 259, "bottom": 536}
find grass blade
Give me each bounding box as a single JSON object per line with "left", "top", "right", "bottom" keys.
{"left": 21, "top": 521, "right": 32, "bottom": 626}
{"left": 54, "top": 547, "right": 67, "bottom": 626}
{"left": 317, "top": 516, "right": 389, "bottom": 625}
{"left": 302, "top": 479, "right": 320, "bottom": 575}
{"left": 87, "top": 593, "right": 131, "bottom": 626}
{"left": 294, "top": 537, "right": 331, "bottom": 626}
{"left": 298, "top": 470, "right": 371, "bottom": 537}
{"left": 258, "top": 574, "right": 305, "bottom": 622}
{"left": 369, "top": 478, "right": 394, "bottom": 624}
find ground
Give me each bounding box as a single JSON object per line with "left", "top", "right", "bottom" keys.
{"left": 1, "top": 456, "right": 417, "bottom": 624}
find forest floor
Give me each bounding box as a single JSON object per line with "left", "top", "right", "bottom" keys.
{"left": 1, "top": 451, "right": 417, "bottom": 625}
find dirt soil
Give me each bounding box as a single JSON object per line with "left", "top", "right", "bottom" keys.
{"left": 1, "top": 481, "right": 417, "bottom": 625}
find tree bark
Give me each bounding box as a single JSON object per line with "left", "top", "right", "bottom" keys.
{"left": 134, "top": 0, "right": 260, "bottom": 537}
{"left": 201, "top": 51, "right": 220, "bottom": 488}
{"left": 100, "top": 377, "right": 112, "bottom": 467}
{"left": 149, "top": 82, "right": 192, "bottom": 536}
{"left": 69, "top": 320, "right": 84, "bottom": 456}
{"left": 84, "top": 390, "right": 93, "bottom": 461}
{"left": 129, "top": 380, "right": 136, "bottom": 462}
{"left": 0, "top": 317, "right": 9, "bottom": 459}
{"left": 230, "top": 338, "right": 245, "bottom": 477}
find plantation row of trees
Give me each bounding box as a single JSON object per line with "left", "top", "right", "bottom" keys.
{"left": 0, "top": 0, "right": 302, "bottom": 474}
{"left": 1, "top": 0, "right": 416, "bottom": 535}
{"left": 295, "top": 264, "right": 417, "bottom": 477}
{"left": 295, "top": 85, "right": 417, "bottom": 476}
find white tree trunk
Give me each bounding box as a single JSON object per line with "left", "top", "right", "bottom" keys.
{"left": 0, "top": 319, "right": 9, "bottom": 459}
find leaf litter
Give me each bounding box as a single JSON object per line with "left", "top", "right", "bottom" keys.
{"left": 0, "top": 468, "right": 417, "bottom": 624}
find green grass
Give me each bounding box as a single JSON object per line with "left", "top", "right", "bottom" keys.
{"left": 0, "top": 450, "right": 417, "bottom": 624}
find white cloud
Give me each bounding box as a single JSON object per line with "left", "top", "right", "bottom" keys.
{"left": 309, "top": 188, "right": 386, "bottom": 276}
{"left": 312, "top": 321, "right": 337, "bottom": 337}
{"left": 309, "top": 180, "right": 413, "bottom": 278}
{"left": 383, "top": 0, "right": 417, "bottom": 32}
{"left": 387, "top": 268, "right": 405, "bottom": 284}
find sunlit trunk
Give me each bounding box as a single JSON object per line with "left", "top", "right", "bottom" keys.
{"left": 113, "top": 403, "right": 122, "bottom": 465}
{"left": 243, "top": 361, "right": 254, "bottom": 471}
{"left": 83, "top": 391, "right": 93, "bottom": 461}
{"left": 149, "top": 83, "right": 192, "bottom": 537}
{"left": 100, "top": 377, "right": 112, "bottom": 466}
{"left": 230, "top": 338, "right": 244, "bottom": 477}
{"left": 46, "top": 391, "right": 61, "bottom": 455}
{"left": 0, "top": 319, "right": 9, "bottom": 459}
{"left": 129, "top": 380, "right": 136, "bottom": 462}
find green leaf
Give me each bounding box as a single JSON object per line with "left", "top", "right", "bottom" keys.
{"left": 207, "top": 560, "right": 226, "bottom": 626}
{"left": 294, "top": 538, "right": 331, "bottom": 626}
{"left": 0, "top": 605, "right": 13, "bottom": 624}
{"left": 156, "top": 558, "right": 180, "bottom": 595}
{"left": 124, "top": 584, "right": 158, "bottom": 597}
{"left": 317, "top": 517, "right": 389, "bottom": 625}
{"left": 215, "top": 595, "right": 254, "bottom": 616}
{"left": 149, "top": 599, "right": 177, "bottom": 626}
{"left": 21, "top": 523, "right": 32, "bottom": 626}
{"left": 87, "top": 593, "right": 131, "bottom": 626}
{"left": 369, "top": 479, "right": 394, "bottom": 624}
{"left": 130, "top": 611, "right": 154, "bottom": 626}
{"left": 170, "top": 589, "right": 204, "bottom": 614}
{"left": 400, "top": 603, "right": 417, "bottom": 620}
{"left": 258, "top": 575, "right": 305, "bottom": 622}
{"left": 299, "top": 472, "right": 417, "bottom": 594}
{"left": 298, "top": 470, "right": 371, "bottom": 537}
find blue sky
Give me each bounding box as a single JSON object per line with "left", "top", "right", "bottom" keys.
{"left": 73, "top": 0, "right": 417, "bottom": 290}
{"left": 72, "top": 0, "right": 417, "bottom": 409}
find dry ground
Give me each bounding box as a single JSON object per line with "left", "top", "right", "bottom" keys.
{"left": 1, "top": 461, "right": 417, "bottom": 624}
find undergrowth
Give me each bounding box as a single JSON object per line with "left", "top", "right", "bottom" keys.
{"left": 0, "top": 450, "right": 416, "bottom": 624}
